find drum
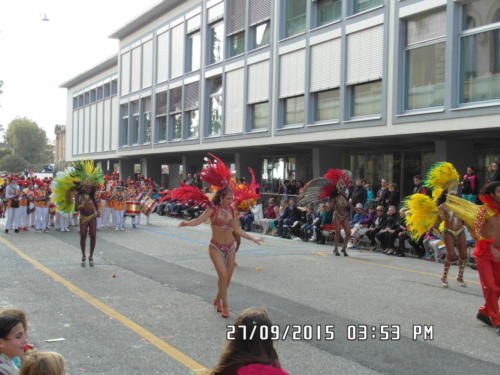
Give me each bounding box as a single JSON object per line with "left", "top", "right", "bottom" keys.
{"left": 141, "top": 198, "right": 156, "bottom": 215}
{"left": 126, "top": 201, "right": 140, "bottom": 216}
{"left": 49, "top": 203, "right": 56, "bottom": 216}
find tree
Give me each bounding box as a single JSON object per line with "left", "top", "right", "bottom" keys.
{"left": 0, "top": 154, "right": 29, "bottom": 173}
{"left": 0, "top": 148, "right": 12, "bottom": 160}
{"left": 5, "top": 118, "right": 51, "bottom": 168}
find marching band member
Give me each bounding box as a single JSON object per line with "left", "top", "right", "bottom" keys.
{"left": 34, "top": 182, "right": 49, "bottom": 232}
{"left": 5, "top": 177, "right": 21, "bottom": 233}
{"left": 113, "top": 182, "right": 126, "bottom": 231}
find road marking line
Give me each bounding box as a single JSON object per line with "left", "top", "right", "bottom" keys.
{"left": 313, "top": 251, "right": 328, "bottom": 256}
{"left": 343, "top": 256, "right": 480, "bottom": 285}
{"left": 0, "top": 236, "right": 208, "bottom": 375}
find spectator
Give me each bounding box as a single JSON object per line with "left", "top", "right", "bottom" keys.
{"left": 314, "top": 201, "right": 333, "bottom": 244}
{"left": 277, "top": 180, "right": 290, "bottom": 202}
{"left": 375, "top": 179, "right": 390, "bottom": 207}
{"left": 395, "top": 209, "right": 425, "bottom": 257}
{"left": 288, "top": 180, "right": 298, "bottom": 196}
{"left": 19, "top": 352, "right": 65, "bottom": 375}
{"left": 364, "top": 184, "right": 375, "bottom": 209}
{"left": 422, "top": 229, "right": 444, "bottom": 261}
{"left": 0, "top": 309, "right": 33, "bottom": 370}
{"left": 366, "top": 205, "right": 387, "bottom": 251}
{"left": 412, "top": 175, "right": 430, "bottom": 195}
{"left": 183, "top": 173, "right": 194, "bottom": 185}
{"left": 386, "top": 183, "right": 400, "bottom": 208}
{"left": 351, "top": 203, "right": 365, "bottom": 227}
{"left": 300, "top": 206, "right": 316, "bottom": 241}
{"left": 349, "top": 178, "right": 367, "bottom": 209}
{"left": 241, "top": 199, "right": 263, "bottom": 232}
{"left": 261, "top": 198, "right": 278, "bottom": 234}
{"left": 461, "top": 166, "right": 478, "bottom": 203}
{"left": 376, "top": 205, "right": 400, "bottom": 254}
{"left": 486, "top": 161, "right": 500, "bottom": 184}
{"left": 0, "top": 312, "right": 27, "bottom": 375}
{"left": 210, "top": 307, "right": 289, "bottom": 375}
{"left": 349, "top": 206, "right": 376, "bottom": 248}
{"left": 277, "top": 199, "right": 301, "bottom": 238}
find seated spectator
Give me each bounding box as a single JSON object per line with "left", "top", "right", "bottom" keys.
{"left": 349, "top": 179, "right": 367, "bottom": 211}
{"left": 376, "top": 205, "right": 400, "bottom": 254}
{"left": 422, "top": 228, "right": 443, "bottom": 261}
{"left": 271, "top": 200, "right": 287, "bottom": 236}
{"left": 210, "top": 307, "right": 289, "bottom": 375}
{"left": 351, "top": 203, "right": 365, "bottom": 227}
{"left": 241, "top": 199, "right": 263, "bottom": 232}
{"left": 0, "top": 312, "right": 28, "bottom": 375}
{"left": 300, "top": 206, "right": 316, "bottom": 241}
{"left": 19, "top": 352, "right": 65, "bottom": 375}
{"left": 260, "top": 198, "right": 278, "bottom": 234}
{"left": 386, "top": 183, "right": 400, "bottom": 209}
{"left": 349, "top": 206, "right": 376, "bottom": 248}
{"left": 394, "top": 208, "right": 425, "bottom": 257}
{"left": 366, "top": 205, "right": 387, "bottom": 251}
{"left": 314, "top": 202, "right": 333, "bottom": 244}
{"left": 277, "top": 199, "right": 301, "bottom": 238}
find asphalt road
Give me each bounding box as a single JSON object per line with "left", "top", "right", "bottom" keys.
{"left": 1, "top": 215, "right": 499, "bottom": 375}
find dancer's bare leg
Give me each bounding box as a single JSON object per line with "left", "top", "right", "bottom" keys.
{"left": 333, "top": 217, "right": 341, "bottom": 255}
{"left": 209, "top": 247, "right": 230, "bottom": 317}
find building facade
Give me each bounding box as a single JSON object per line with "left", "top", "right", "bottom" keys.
{"left": 61, "top": 0, "right": 500, "bottom": 195}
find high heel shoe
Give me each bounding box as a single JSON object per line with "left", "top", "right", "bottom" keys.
{"left": 441, "top": 277, "right": 448, "bottom": 288}
{"left": 89, "top": 258, "right": 94, "bottom": 267}
{"left": 333, "top": 248, "right": 340, "bottom": 256}
{"left": 81, "top": 256, "right": 86, "bottom": 267}
{"left": 220, "top": 305, "right": 229, "bottom": 319}
{"left": 341, "top": 248, "right": 348, "bottom": 257}
{"left": 213, "top": 299, "right": 222, "bottom": 313}
{"left": 457, "top": 278, "right": 466, "bottom": 287}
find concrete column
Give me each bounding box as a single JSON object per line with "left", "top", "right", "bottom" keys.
{"left": 434, "top": 140, "right": 475, "bottom": 176}
{"left": 118, "top": 159, "right": 135, "bottom": 181}
{"left": 146, "top": 158, "right": 163, "bottom": 187}
{"left": 182, "top": 154, "right": 203, "bottom": 175}
{"left": 169, "top": 164, "right": 182, "bottom": 188}
{"left": 312, "top": 146, "right": 343, "bottom": 178}
{"left": 235, "top": 152, "right": 262, "bottom": 182}
{"left": 140, "top": 158, "right": 148, "bottom": 178}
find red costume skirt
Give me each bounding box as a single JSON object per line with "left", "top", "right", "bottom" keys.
{"left": 474, "top": 239, "right": 500, "bottom": 326}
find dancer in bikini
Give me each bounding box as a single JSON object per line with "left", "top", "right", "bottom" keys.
{"left": 52, "top": 161, "right": 104, "bottom": 267}
{"left": 176, "top": 155, "right": 263, "bottom": 318}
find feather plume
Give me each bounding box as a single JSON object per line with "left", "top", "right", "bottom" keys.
{"left": 199, "top": 153, "right": 232, "bottom": 189}
{"left": 298, "top": 178, "right": 331, "bottom": 206}
{"left": 404, "top": 194, "right": 439, "bottom": 240}
{"left": 424, "top": 162, "right": 459, "bottom": 201}
{"left": 160, "top": 185, "right": 210, "bottom": 206}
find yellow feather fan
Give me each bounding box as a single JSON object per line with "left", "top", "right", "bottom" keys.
{"left": 404, "top": 194, "right": 439, "bottom": 240}
{"left": 424, "top": 162, "right": 460, "bottom": 201}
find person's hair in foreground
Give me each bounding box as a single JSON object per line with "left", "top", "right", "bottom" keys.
{"left": 211, "top": 307, "right": 288, "bottom": 375}
{"left": 19, "top": 352, "right": 65, "bottom": 375}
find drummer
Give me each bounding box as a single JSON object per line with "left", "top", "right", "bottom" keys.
{"left": 113, "top": 181, "right": 126, "bottom": 231}
{"left": 124, "top": 181, "right": 140, "bottom": 229}
{"left": 140, "top": 178, "right": 155, "bottom": 225}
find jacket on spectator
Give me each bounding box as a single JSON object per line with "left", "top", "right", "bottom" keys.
{"left": 376, "top": 188, "right": 390, "bottom": 206}
{"left": 283, "top": 206, "right": 302, "bottom": 222}
{"left": 413, "top": 184, "right": 430, "bottom": 196}
{"left": 384, "top": 213, "right": 400, "bottom": 230}
{"left": 350, "top": 186, "right": 367, "bottom": 207}
{"left": 462, "top": 174, "right": 478, "bottom": 195}
{"left": 351, "top": 212, "right": 364, "bottom": 227}
{"left": 359, "top": 212, "right": 376, "bottom": 226}
{"left": 320, "top": 210, "right": 333, "bottom": 225}
{"left": 370, "top": 214, "right": 387, "bottom": 230}
{"left": 0, "top": 353, "right": 17, "bottom": 375}
{"left": 264, "top": 205, "right": 277, "bottom": 219}
{"left": 487, "top": 170, "right": 500, "bottom": 184}
{"left": 386, "top": 191, "right": 400, "bottom": 207}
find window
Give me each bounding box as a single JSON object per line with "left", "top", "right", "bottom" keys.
{"left": 156, "top": 92, "right": 167, "bottom": 141}
{"left": 96, "top": 86, "right": 103, "bottom": 101}
{"left": 171, "top": 24, "right": 184, "bottom": 78}
{"left": 111, "top": 80, "right": 118, "bottom": 95}
{"left": 316, "top": 0, "right": 341, "bottom": 27}
{"left": 78, "top": 94, "right": 84, "bottom": 107}
{"left": 351, "top": 80, "right": 382, "bottom": 117}
{"left": 352, "top": 0, "right": 383, "bottom": 15}
{"left": 229, "top": 31, "right": 245, "bottom": 57}
{"left": 142, "top": 40, "right": 153, "bottom": 88}
{"left": 90, "top": 89, "right": 96, "bottom": 103}
{"left": 404, "top": 11, "right": 446, "bottom": 110}
{"left": 284, "top": 95, "right": 304, "bottom": 125}
{"left": 252, "top": 21, "right": 270, "bottom": 49}
{"left": 157, "top": 31, "right": 169, "bottom": 83}
{"left": 209, "top": 21, "right": 224, "bottom": 64}
{"left": 131, "top": 47, "right": 141, "bottom": 92}
{"left": 460, "top": 1, "right": 500, "bottom": 103}
{"left": 187, "top": 31, "right": 201, "bottom": 72}
{"left": 184, "top": 82, "right": 200, "bottom": 138}
{"left": 186, "top": 110, "right": 199, "bottom": 138}
{"left": 73, "top": 97, "right": 78, "bottom": 109}
{"left": 104, "top": 83, "right": 111, "bottom": 98}
{"left": 284, "top": 0, "right": 307, "bottom": 38}
{"left": 208, "top": 76, "right": 223, "bottom": 136}
{"left": 251, "top": 102, "right": 268, "bottom": 129}
{"left": 131, "top": 100, "right": 140, "bottom": 144}
{"left": 84, "top": 92, "right": 90, "bottom": 105}
{"left": 120, "top": 52, "right": 130, "bottom": 95}
{"left": 169, "top": 87, "right": 182, "bottom": 140}
{"left": 315, "top": 89, "right": 340, "bottom": 121}
{"left": 121, "top": 104, "right": 129, "bottom": 145}
{"left": 142, "top": 97, "right": 152, "bottom": 143}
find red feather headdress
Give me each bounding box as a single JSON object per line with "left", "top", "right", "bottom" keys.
{"left": 199, "top": 153, "right": 232, "bottom": 190}
{"left": 319, "top": 169, "right": 350, "bottom": 199}
{"left": 158, "top": 185, "right": 210, "bottom": 206}
{"left": 232, "top": 168, "right": 260, "bottom": 208}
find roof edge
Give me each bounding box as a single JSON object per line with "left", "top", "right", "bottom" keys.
{"left": 60, "top": 55, "right": 118, "bottom": 89}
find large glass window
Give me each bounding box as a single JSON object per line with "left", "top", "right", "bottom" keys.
{"left": 352, "top": 0, "right": 383, "bottom": 15}
{"left": 284, "top": 95, "right": 304, "bottom": 125}
{"left": 316, "top": 0, "right": 341, "bottom": 27}
{"left": 404, "top": 11, "right": 446, "bottom": 110}
{"left": 186, "top": 110, "right": 199, "bottom": 138}
{"left": 315, "top": 89, "right": 340, "bottom": 121}
{"left": 460, "top": 0, "right": 500, "bottom": 103}
{"left": 120, "top": 104, "right": 129, "bottom": 145}
{"left": 209, "top": 21, "right": 224, "bottom": 64}
{"left": 351, "top": 80, "right": 382, "bottom": 117}
{"left": 131, "top": 100, "right": 140, "bottom": 144}
{"left": 252, "top": 21, "right": 270, "bottom": 49}
{"left": 208, "top": 76, "right": 223, "bottom": 136}
{"left": 229, "top": 31, "right": 245, "bottom": 57}
{"left": 142, "top": 97, "right": 151, "bottom": 143}
{"left": 285, "top": 0, "right": 307, "bottom": 38}
{"left": 187, "top": 32, "right": 201, "bottom": 72}
{"left": 156, "top": 92, "right": 167, "bottom": 141}
{"left": 251, "top": 102, "right": 269, "bottom": 129}
{"left": 169, "top": 87, "right": 182, "bottom": 140}
{"left": 170, "top": 24, "right": 184, "bottom": 78}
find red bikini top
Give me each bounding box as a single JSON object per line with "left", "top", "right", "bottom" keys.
{"left": 211, "top": 206, "right": 234, "bottom": 229}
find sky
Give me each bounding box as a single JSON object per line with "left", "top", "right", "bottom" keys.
{"left": 0, "top": 0, "right": 160, "bottom": 142}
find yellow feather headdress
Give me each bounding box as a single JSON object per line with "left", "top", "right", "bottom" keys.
{"left": 404, "top": 194, "right": 439, "bottom": 240}
{"left": 424, "top": 162, "right": 460, "bottom": 201}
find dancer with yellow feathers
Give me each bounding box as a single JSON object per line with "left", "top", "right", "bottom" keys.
{"left": 52, "top": 161, "right": 104, "bottom": 267}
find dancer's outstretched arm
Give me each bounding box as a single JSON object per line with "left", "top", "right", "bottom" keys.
{"left": 178, "top": 206, "right": 213, "bottom": 227}
{"left": 232, "top": 214, "right": 264, "bottom": 245}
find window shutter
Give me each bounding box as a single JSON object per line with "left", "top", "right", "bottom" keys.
{"left": 249, "top": 0, "right": 272, "bottom": 25}
{"left": 347, "top": 25, "right": 384, "bottom": 85}
{"left": 184, "top": 82, "right": 200, "bottom": 110}
{"left": 120, "top": 52, "right": 130, "bottom": 95}
{"left": 142, "top": 40, "right": 153, "bottom": 88}
{"left": 156, "top": 32, "right": 169, "bottom": 83}
{"left": 248, "top": 60, "right": 269, "bottom": 103}
{"left": 310, "top": 38, "right": 341, "bottom": 92}
{"left": 279, "top": 49, "right": 305, "bottom": 98}
{"left": 406, "top": 10, "right": 446, "bottom": 46}
{"left": 131, "top": 47, "right": 141, "bottom": 92}
{"left": 225, "top": 68, "right": 245, "bottom": 134}
{"left": 227, "top": 0, "right": 245, "bottom": 34}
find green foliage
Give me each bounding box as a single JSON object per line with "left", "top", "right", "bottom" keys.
{"left": 0, "top": 154, "right": 29, "bottom": 173}
{"left": 5, "top": 117, "right": 51, "bottom": 166}
{"left": 0, "top": 148, "right": 12, "bottom": 160}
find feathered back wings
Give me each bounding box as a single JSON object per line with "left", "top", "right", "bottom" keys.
{"left": 298, "top": 169, "right": 350, "bottom": 206}
{"left": 200, "top": 153, "right": 232, "bottom": 189}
